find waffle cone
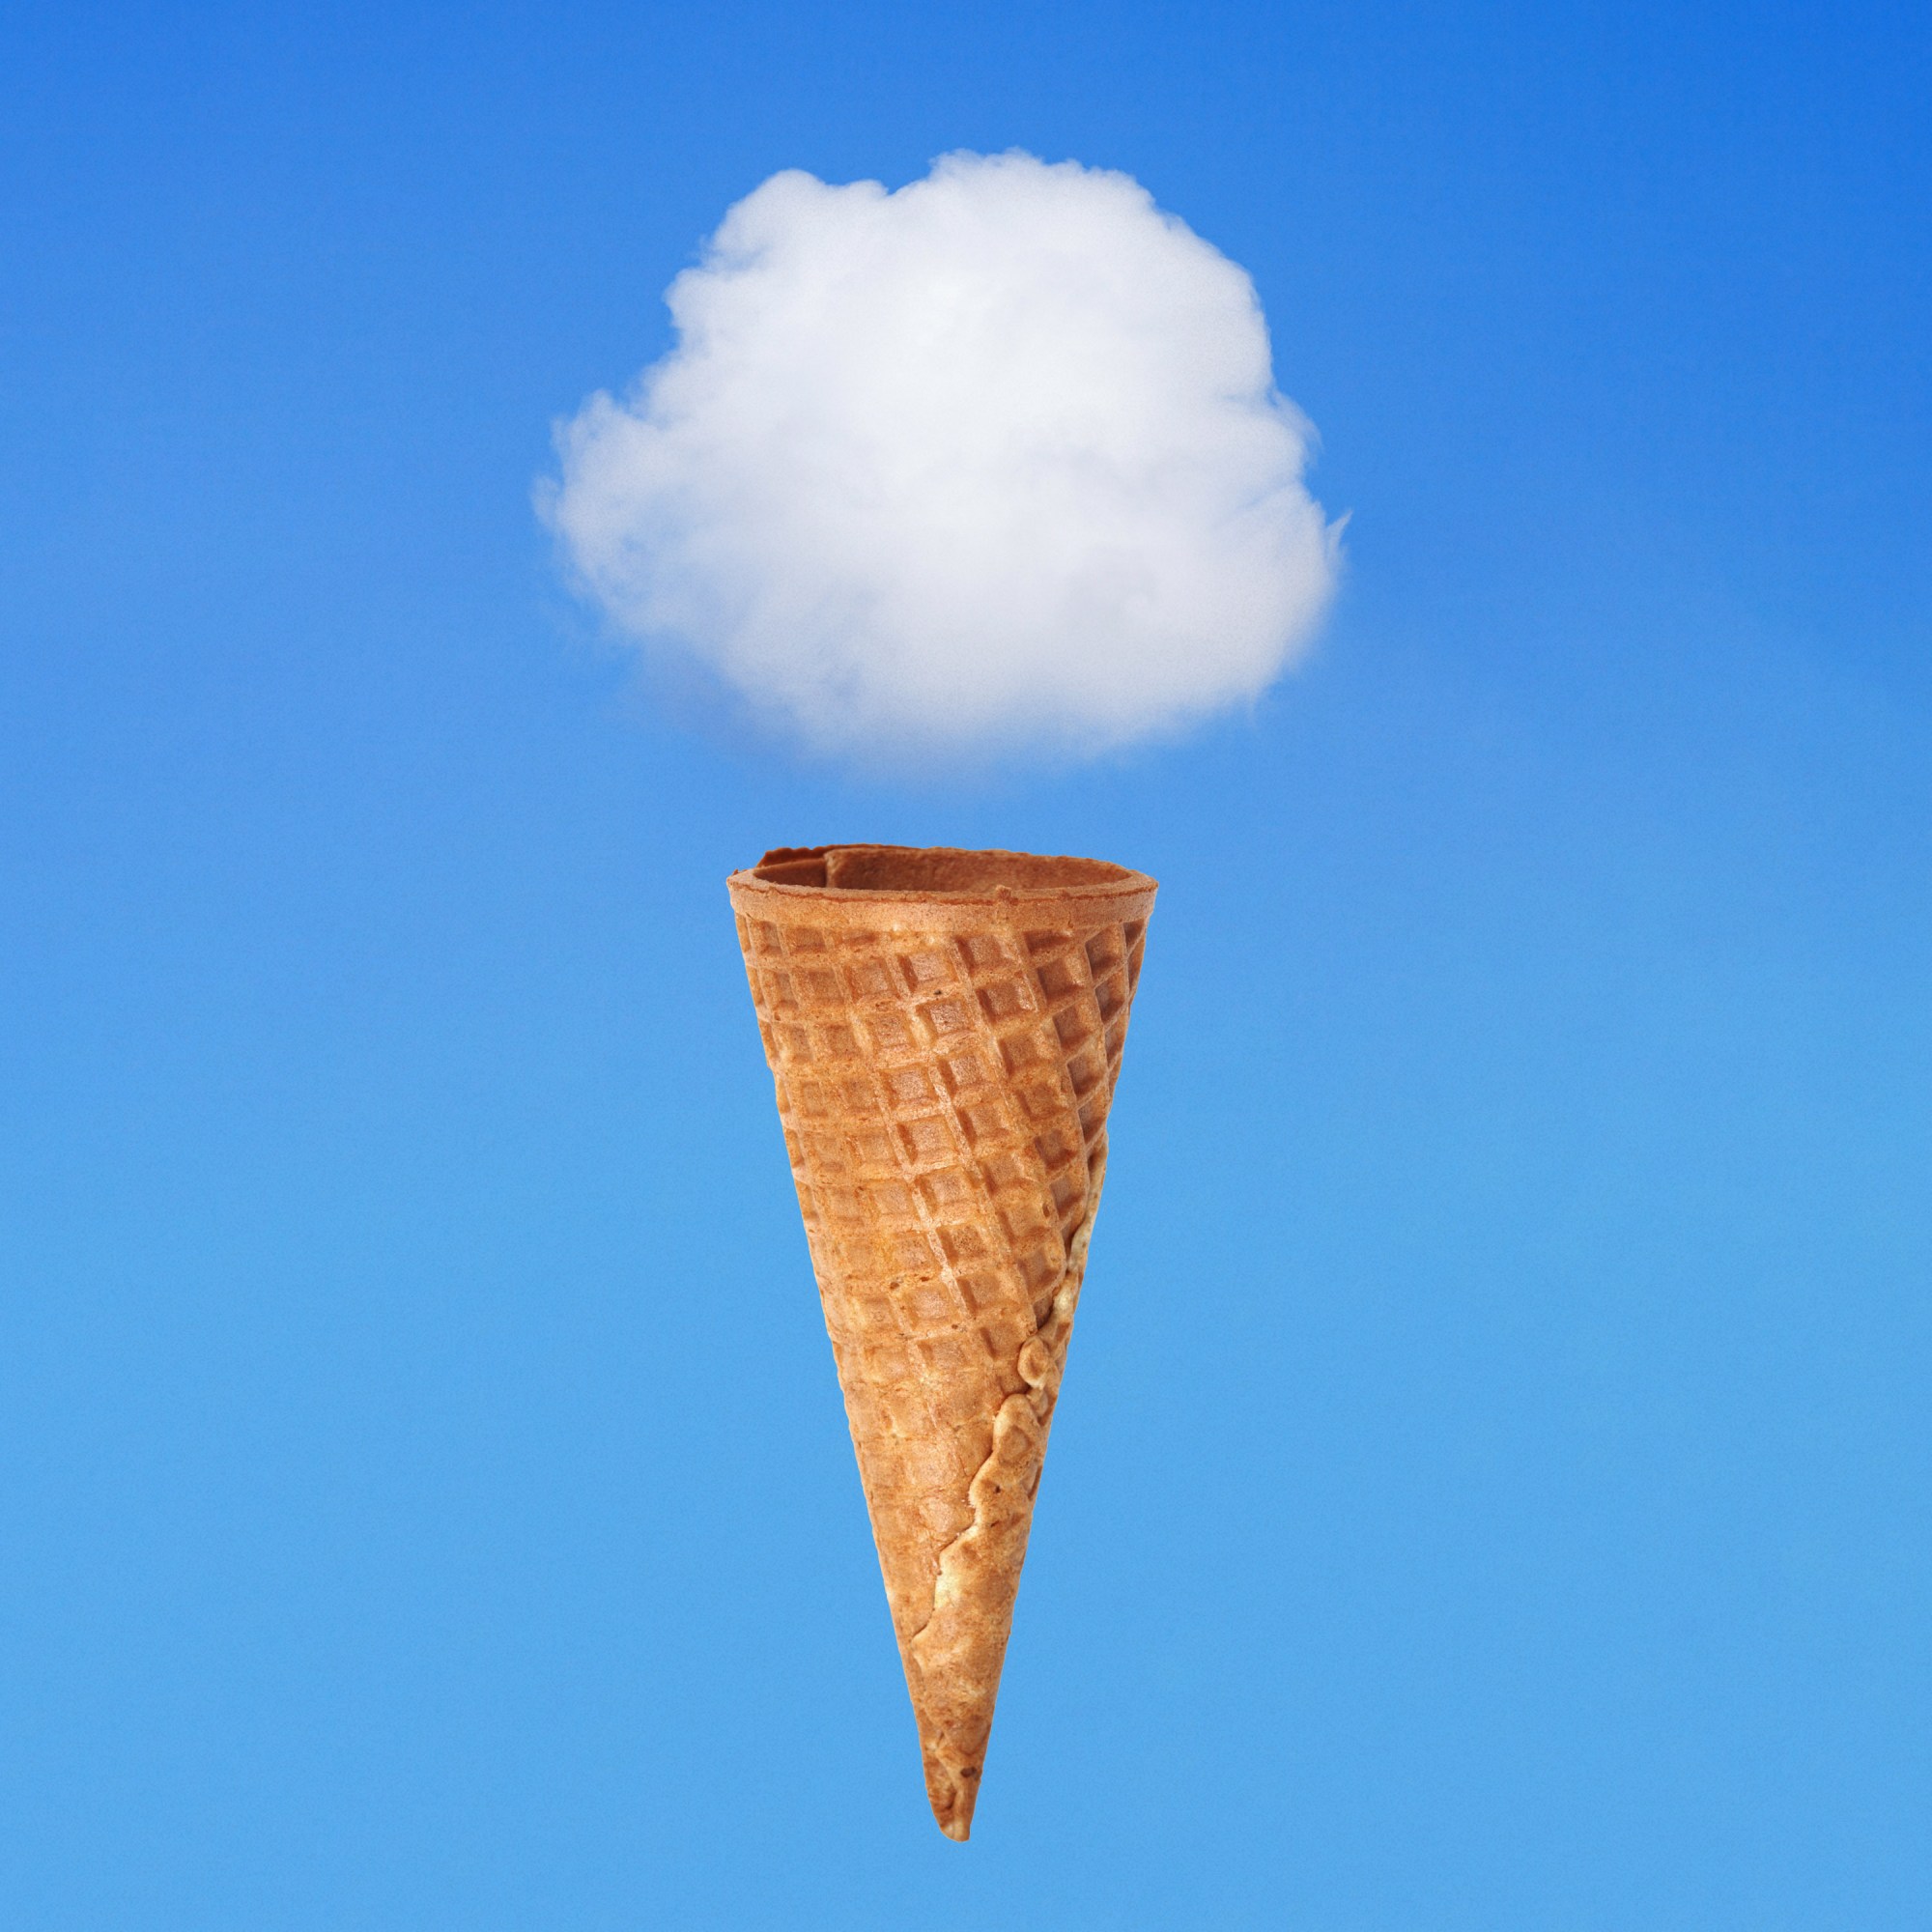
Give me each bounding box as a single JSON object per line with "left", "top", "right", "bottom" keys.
{"left": 729, "top": 844, "right": 1156, "bottom": 1840}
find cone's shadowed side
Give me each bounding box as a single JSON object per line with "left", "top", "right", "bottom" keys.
{"left": 727, "top": 846, "right": 1156, "bottom": 1839}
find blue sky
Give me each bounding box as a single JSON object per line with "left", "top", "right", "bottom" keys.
{"left": 3, "top": 3, "right": 1928, "bottom": 1926}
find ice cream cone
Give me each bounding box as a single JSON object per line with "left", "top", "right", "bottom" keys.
{"left": 728, "top": 844, "right": 1156, "bottom": 1839}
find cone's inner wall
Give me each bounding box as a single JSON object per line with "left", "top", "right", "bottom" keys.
{"left": 752, "top": 845, "right": 1142, "bottom": 895}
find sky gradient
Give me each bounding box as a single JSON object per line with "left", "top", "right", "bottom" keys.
{"left": 4, "top": 3, "right": 1928, "bottom": 1926}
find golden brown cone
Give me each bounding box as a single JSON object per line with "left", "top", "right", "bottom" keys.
{"left": 728, "top": 844, "right": 1155, "bottom": 1840}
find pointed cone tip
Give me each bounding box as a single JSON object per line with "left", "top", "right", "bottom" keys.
{"left": 925, "top": 1749, "right": 980, "bottom": 1841}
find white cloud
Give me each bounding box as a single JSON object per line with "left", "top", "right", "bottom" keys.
{"left": 541, "top": 151, "right": 1342, "bottom": 761}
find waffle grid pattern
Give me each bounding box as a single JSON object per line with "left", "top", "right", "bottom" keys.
{"left": 737, "top": 906, "right": 1148, "bottom": 1641}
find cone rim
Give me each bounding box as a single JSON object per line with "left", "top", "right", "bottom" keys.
{"left": 728, "top": 843, "right": 1157, "bottom": 929}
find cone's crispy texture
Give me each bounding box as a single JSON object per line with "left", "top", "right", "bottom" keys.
{"left": 728, "top": 845, "right": 1156, "bottom": 1839}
